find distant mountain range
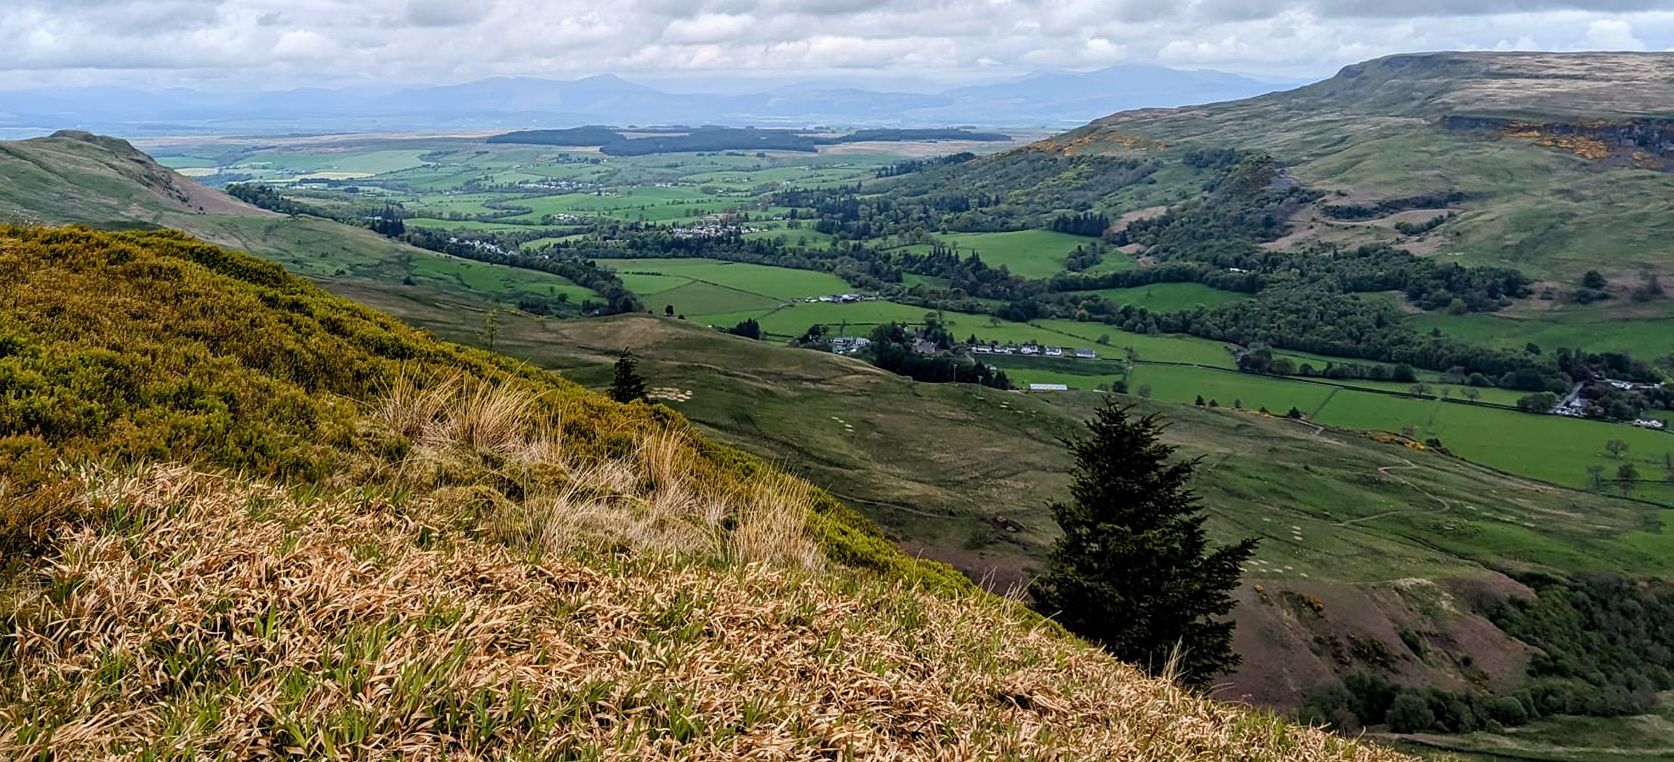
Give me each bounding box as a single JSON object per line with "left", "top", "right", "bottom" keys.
{"left": 0, "top": 65, "right": 1287, "bottom": 136}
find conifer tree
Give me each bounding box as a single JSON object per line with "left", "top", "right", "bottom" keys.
{"left": 1030, "top": 400, "right": 1257, "bottom": 687}
{"left": 609, "top": 351, "right": 647, "bottom": 403}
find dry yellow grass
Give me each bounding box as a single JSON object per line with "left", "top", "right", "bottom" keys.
{"left": 0, "top": 465, "right": 1407, "bottom": 761}
{"left": 368, "top": 373, "right": 821, "bottom": 568}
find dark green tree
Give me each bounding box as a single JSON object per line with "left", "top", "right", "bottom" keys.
{"left": 1619, "top": 462, "right": 1640, "bottom": 494}
{"left": 1516, "top": 392, "right": 1559, "bottom": 414}
{"left": 727, "top": 318, "right": 763, "bottom": 340}
{"left": 1029, "top": 401, "right": 1258, "bottom": 687}
{"left": 609, "top": 351, "right": 648, "bottom": 403}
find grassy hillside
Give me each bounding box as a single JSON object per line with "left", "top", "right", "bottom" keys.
{"left": 0, "top": 224, "right": 1399, "bottom": 759}
{"left": 0, "top": 131, "right": 601, "bottom": 316}
{"left": 1033, "top": 52, "right": 1674, "bottom": 356}
{"left": 428, "top": 314, "right": 1671, "bottom": 723}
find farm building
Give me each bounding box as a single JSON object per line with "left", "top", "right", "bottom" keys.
{"left": 830, "top": 337, "right": 871, "bottom": 355}
{"left": 1028, "top": 383, "right": 1070, "bottom": 392}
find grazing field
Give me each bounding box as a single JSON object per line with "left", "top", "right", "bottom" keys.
{"left": 1409, "top": 304, "right": 1674, "bottom": 359}
{"left": 402, "top": 217, "right": 563, "bottom": 232}
{"left": 407, "top": 254, "right": 599, "bottom": 305}
{"left": 985, "top": 349, "right": 1674, "bottom": 506}
{"left": 643, "top": 281, "right": 781, "bottom": 317}
{"left": 934, "top": 229, "right": 1095, "bottom": 279}
{"left": 1070, "top": 283, "right": 1251, "bottom": 311}
{"left": 973, "top": 319, "right": 1240, "bottom": 368}
{"left": 744, "top": 300, "right": 941, "bottom": 337}
{"left": 596, "top": 258, "right": 851, "bottom": 301}
{"left": 1313, "top": 391, "right": 1674, "bottom": 496}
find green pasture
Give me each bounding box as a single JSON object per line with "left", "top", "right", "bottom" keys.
{"left": 934, "top": 229, "right": 1093, "bottom": 279}
{"left": 228, "top": 149, "right": 433, "bottom": 177}
{"left": 723, "top": 300, "right": 942, "bottom": 337}
{"left": 1071, "top": 282, "right": 1250, "bottom": 311}
{"left": 647, "top": 281, "right": 781, "bottom": 317}
{"left": 403, "top": 217, "right": 550, "bottom": 232}
{"left": 407, "top": 254, "right": 598, "bottom": 305}
{"left": 1409, "top": 304, "right": 1674, "bottom": 359}
{"left": 596, "top": 258, "right": 850, "bottom": 301}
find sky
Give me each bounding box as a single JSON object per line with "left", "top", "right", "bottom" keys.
{"left": 4, "top": 0, "right": 1674, "bottom": 91}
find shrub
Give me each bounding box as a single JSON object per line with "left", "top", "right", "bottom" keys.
{"left": 1487, "top": 696, "right": 1529, "bottom": 727}
{"left": 1386, "top": 691, "right": 1436, "bottom": 733}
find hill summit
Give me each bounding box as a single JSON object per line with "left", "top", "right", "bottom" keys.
{"left": 0, "top": 130, "right": 262, "bottom": 223}
{"left": 0, "top": 224, "right": 1404, "bottom": 759}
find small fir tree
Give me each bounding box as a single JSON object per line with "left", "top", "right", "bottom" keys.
{"left": 609, "top": 351, "right": 648, "bottom": 403}
{"left": 1030, "top": 401, "right": 1257, "bottom": 687}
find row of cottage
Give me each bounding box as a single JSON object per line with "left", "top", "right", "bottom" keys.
{"left": 827, "top": 336, "right": 1100, "bottom": 361}
{"left": 973, "top": 344, "right": 1098, "bottom": 359}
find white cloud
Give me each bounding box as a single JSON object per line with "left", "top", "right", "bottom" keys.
{"left": 271, "top": 29, "right": 340, "bottom": 60}
{"left": 1, "top": 0, "right": 1672, "bottom": 88}
{"left": 1583, "top": 18, "right": 1646, "bottom": 50}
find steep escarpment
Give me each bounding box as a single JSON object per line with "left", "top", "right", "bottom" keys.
{"left": 1445, "top": 116, "right": 1674, "bottom": 170}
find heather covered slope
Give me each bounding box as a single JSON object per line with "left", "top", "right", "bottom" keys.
{"left": 0, "top": 225, "right": 1402, "bottom": 759}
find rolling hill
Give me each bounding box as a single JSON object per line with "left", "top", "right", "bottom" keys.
{"left": 0, "top": 130, "right": 604, "bottom": 318}
{"left": 1045, "top": 52, "right": 1674, "bottom": 287}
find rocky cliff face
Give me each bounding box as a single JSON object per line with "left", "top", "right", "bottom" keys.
{"left": 1445, "top": 116, "right": 1674, "bottom": 170}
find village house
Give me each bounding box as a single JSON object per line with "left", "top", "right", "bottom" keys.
{"left": 829, "top": 336, "right": 870, "bottom": 355}
{"left": 1028, "top": 383, "right": 1070, "bottom": 392}
{"left": 1075, "top": 348, "right": 1097, "bottom": 359}
{"left": 1045, "top": 346, "right": 1064, "bottom": 357}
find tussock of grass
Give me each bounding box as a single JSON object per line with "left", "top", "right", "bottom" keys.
{"left": 373, "top": 373, "right": 819, "bottom": 568}
{"left": 0, "top": 466, "right": 1406, "bottom": 760}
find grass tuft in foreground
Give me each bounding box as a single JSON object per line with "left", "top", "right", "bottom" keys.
{"left": 0, "top": 465, "right": 1405, "bottom": 760}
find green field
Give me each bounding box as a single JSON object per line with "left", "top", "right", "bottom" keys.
{"left": 407, "top": 253, "right": 598, "bottom": 305}
{"left": 596, "top": 257, "right": 851, "bottom": 301}
{"left": 715, "top": 299, "right": 940, "bottom": 337}
{"left": 644, "top": 281, "right": 781, "bottom": 317}
{"left": 1071, "top": 282, "right": 1251, "bottom": 311}
{"left": 983, "top": 348, "right": 1674, "bottom": 507}
{"left": 1409, "top": 304, "right": 1674, "bottom": 359}
{"left": 934, "top": 229, "right": 1094, "bottom": 278}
